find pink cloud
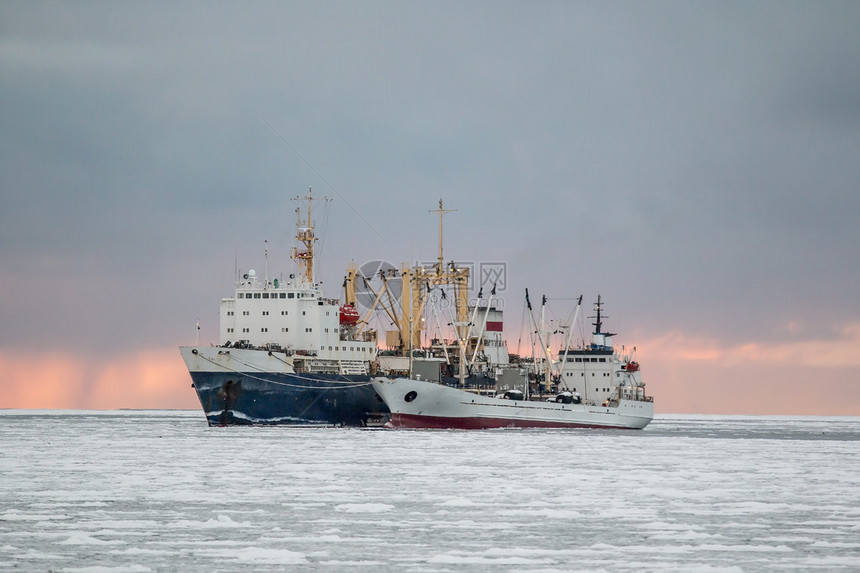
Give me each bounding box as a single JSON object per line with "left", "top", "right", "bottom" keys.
{"left": 0, "top": 348, "right": 199, "bottom": 410}
{"left": 0, "top": 351, "right": 88, "bottom": 409}
{"left": 635, "top": 324, "right": 860, "bottom": 415}
{"left": 637, "top": 323, "right": 860, "bottom": 369}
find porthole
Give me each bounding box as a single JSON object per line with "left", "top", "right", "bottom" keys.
{"left": 404, "top": 391, "right": 418, "bottom": 403}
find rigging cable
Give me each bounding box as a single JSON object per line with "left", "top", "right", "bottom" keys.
{"left": 195, "top": 351, "right": 376, "bottom": 390}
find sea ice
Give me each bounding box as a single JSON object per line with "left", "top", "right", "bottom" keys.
{"left": 0, "top": 411, "right": 857, "bottom": 572}
{"left": 208, "top": 547, "right": 308, "bottom": 565}
{"left": 58, "top": 533, "right": 124, "bottom": 546}
{"left": 63, "top": 566, "right": 151, "bottom": 573}
{"left": 333, "top": 503, "right": 394, "bottom": 513}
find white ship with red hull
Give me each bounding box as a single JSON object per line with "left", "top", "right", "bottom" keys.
{"left": 372, "top": 295, "right": 654, "bottom": 430}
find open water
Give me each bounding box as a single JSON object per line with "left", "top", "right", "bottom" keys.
{"left": 1, "top": 411, "right": 858, "bottom": 572}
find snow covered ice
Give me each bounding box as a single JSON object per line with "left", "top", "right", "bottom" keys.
{"left": 1, "top": 410, "right": 858, "bottom": 571}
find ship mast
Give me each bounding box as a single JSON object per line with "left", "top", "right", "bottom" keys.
{"left": 291, "top": 187, "right": 329, "bottom": 285}
{"left": 397, "top": 199, "right": 470, "bottom": 386}
{"left": 588, "top": 294, "right": 615, "bottom": 351}
{"left": 431, "top": 199, "right": 455, "bottom": 275}
{"left": 591, "top": 294, "right": 604, "bottom": 335}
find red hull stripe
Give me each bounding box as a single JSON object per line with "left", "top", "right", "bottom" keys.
{"left": 388, "top": 413, "right": 633, "bottom": 430}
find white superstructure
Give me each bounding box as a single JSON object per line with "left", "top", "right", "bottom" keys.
{"left": 219, "top": 270, "right": 377, "bottom": 362}
{"left": 553, "top": 295, "right": 646, "bottom": 406}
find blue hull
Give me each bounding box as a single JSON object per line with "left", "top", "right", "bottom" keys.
{"left": 188, "top": 370, "right": 389, "bottom": 426}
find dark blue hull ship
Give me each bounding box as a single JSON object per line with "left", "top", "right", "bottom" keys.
{"left": 180, "top": 347, "right": 389, "bottom": 426}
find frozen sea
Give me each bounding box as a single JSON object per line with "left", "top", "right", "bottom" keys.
{"left": 1, "top": 411, "right": 858, "bottom": 572}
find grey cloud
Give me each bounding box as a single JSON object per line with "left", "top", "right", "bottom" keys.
{"left": 1, "top": 1, "right": 858, "bottom": 353}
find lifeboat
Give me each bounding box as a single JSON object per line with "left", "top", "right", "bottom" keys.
{"left": 625, "top": 361, "right": 640, "bottom": 373}
{"left": 339, "top": 304, "right": 360, "bottom": 325}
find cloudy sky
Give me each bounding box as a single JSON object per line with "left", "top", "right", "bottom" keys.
{"left": 2, "top": 1, "right": 858, "bottom": 414}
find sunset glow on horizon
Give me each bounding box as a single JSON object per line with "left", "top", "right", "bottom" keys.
{"left": 0, "top": 349, "right": 199, "bottom": 411}
{"left": 3, "top": 325, "right": 858, "bottom": 415}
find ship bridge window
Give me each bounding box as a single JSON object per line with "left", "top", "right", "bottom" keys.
{"left": 599, "top": 358, "right": 606, "bottom": 362}
{"left": 253, "top": 293, "right": 261, "bottom": 299}
{"left": 590, "top": 358, "right": 598, "bottom": 362}
{"left": 237, "top": 293, "right": 244, "bottom": 299}
{"left": 575, "top": 358, "right": 583, "bottom": 363}
{"left": 279, "top": 293, "right": 286, "bottom": 299}
{"left": 262, "top": 293, "right": 269, "bottom": 299}
{"left": 288, "top": 293, "right": 295, "bottom": 299}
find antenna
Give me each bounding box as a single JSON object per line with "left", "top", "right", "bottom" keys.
{"left": 589, "top": 294, "right": 607, "bottom": 334}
